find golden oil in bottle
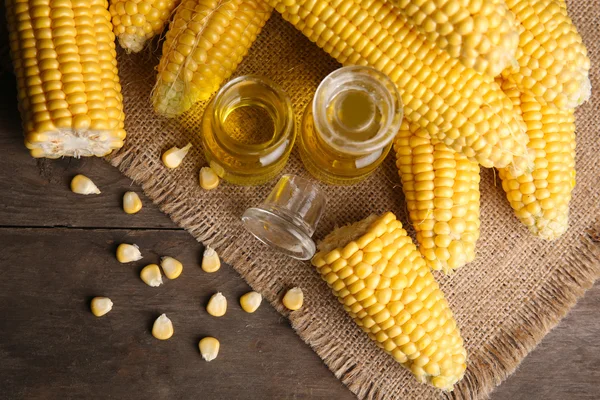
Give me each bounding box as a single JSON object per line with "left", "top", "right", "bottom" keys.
{"left": 201, "top": 75, "right": 295, "bottom": 185}
{"left": 299, "top": 66, "right": 403, "bottom": 185}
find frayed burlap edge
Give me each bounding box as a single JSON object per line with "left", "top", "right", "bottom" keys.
{"left": 108, "top": 143, "right": 600, "bottom": 400}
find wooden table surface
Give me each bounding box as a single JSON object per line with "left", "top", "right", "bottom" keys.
{"left": 1, "top": 71, "right": 599, "bottom": 400}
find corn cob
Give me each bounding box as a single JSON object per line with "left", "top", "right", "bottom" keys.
{"left": 110, "top": 0, "right": 181, "bottom": 53}
{"left": 152, "top": 0, "right": 273, "bottom": 117}
{"left": 394, "top": 121, "right": 480, "bottom": 272}
{"left": 389, "top": 0, "right": 519, "bottom": 77}
{"left": 503, "top": 0, "right": 591, "bottom": 109}
{"left": 312, "top": 212, "right": 466, "bottom": 390}
{"left": 498, "top": 80, "right": 576, "bottom": 240}
{"left": 269, "top": 0, "right": 530, "bottom": 173}
{"left": 6, "top": 0, "right": 126, "bottom": 159}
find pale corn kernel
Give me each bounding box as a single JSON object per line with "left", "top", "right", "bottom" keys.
{"left": 199, "top": 167, "right": 220, "bottom": 190}
{"left": 90, "top": 297, "right": 113, "bottom": 317}
{"left": 161, "top": 143, "right": 192, "bottom": 169}
{"left": 123, "top": 191, "right": 143, "bottom": 214}
{"left": 71, "top": 175, "right": 100, "bottom": 195}
{"left": 282, "top": 287, "right": 304, "bottom": 311}
{"left": 207, "top": 292, "right": 227, "bottom": 317}
{"left": 116, "top": 243, "right": 143, "bottom": 263}
{"left": 240, "top": 291, "right": 262, "bottom": 313}
{"left": 160, "top": 256, "right": 183, "bottom": 279}
{"left": 140, "top": 264, "right": 163, "bottom": 287}
{"left": 201, "top": 246, "right": 221, "bottom": 273}
{"left": 152, "top": 313, "right": 174, "bottom": 340}
{"left": 199, "top": 337, "right": 220, "bottom": 361}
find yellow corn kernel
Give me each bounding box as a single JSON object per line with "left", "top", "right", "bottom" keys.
{"left": 110, "top": 0, "right": 180, "bottom": 53}
{"left": 268, "top": 0, "right": 529, "bottom": 173}
{"left": 282, "top": 287, "right": 304, "bottom": 311}
{"left": 312, "top": 213, "right": 466, "bottom": 391}
{"left": 116, "top": 243, "right": 143, "bottom": 263}
{"left": 153, "top": 0, "right": 273, "bottom": 116}
{"left": 123, "top": 191, "right": 143, "bottom": 214}
{"left": 240, "top": 291, "right": 262, "bottom": 313}
{"left": 499, "top": 80, "right": 576, "bottom": 240}
{"left": 390, "top": 0, "right": 518, "bottom": 76}
{"left": 152, "top": 314, "right": 174, "bottom": 340}
{"left": 503, "top": 0, "right": 591, "bottom": 109}
{"left": 6, "top": 0, "right": 126, "bottom": 158}
{"left": 161, "top": 143, "right": 192, "bottom": 169}
{"left": 207, "top": 292, "right": 227, "bottom": 317}
{"left": 394, "top": 120, "right": 480, "bottom": 272}
{"left": 70, "top": 175, "right": 100, "bottom": 195}
{"left": 140, "top": 264, "right": 163, "bottom": 287}
{"left": 90, "top": 297, "right": 113, "bottom": 317}
{"left": 201, "top": 246, "right": 221, "bottom": 273}
{"left": 199, "top": 167, "right": 220, "bottom": 190}
{"left": 199, "top": 337, "right": 220, "bottom": 361}
{"left": 160, "top": 256, "right": 183, "bottom": 279}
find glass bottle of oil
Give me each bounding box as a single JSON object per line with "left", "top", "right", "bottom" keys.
{"left": 299, "top": 66, "right": 403, "bottom": 185}
{"left": 202, "top": 75, "right": 295, "bottom": 185}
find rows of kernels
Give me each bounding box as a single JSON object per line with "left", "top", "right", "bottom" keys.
{"left": 394, "top": 120, "right": 480, "bottom": 272}
{"left": 312, "top": 213, "right": 466, "bottom": 390}
{"left": 392, "top": 0, "right": 518, "bottom": 76}
{"left": 499, "top": 81, "right": 576, "bottom": 240}
{"left": 503, "top": 0, "right": 591, "bottom": 109}
{"left": 110, "top": 0, "right": 180, "bottom": 52}
{"left": 153, "top": 0, "right": 273, "bottom": 116}
{"left": 270, "top": 0, "right": 530, "bottom": 172}
{"left": 6, "top": 0, "right": 126, "bottom": 157}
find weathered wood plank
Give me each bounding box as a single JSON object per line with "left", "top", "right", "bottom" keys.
{"left": 0, "top": 74, "right": 176, "bottom": 229}
{"left": 491, "top": 283, "right": 600, "bottom": 400}
{"left": 0, "top": 227, "right": 354, "bottom": 400}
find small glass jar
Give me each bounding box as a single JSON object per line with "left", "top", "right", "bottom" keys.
{"left": 202, "top": 75, "right": 295, "bottom": 185}
{"left": 299, "top": 66, "right": 403, "bottom": 185}
{"left": 242, "top": 174, "right": 326, "bottom": 260}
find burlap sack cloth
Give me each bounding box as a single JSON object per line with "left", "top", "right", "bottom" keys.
{"left": 107, "top": 2, "right": 600, "bottom": 398}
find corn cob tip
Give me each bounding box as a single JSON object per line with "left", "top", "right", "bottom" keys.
{"left": 117, "top": 34, "right": 147, "bottom": 54}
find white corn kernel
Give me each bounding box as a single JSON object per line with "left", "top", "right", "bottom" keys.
{"left": 160, "top": 256, "right": 183, "bottom": 279}
{"left": 199, "top": 167, "right": 219, "bottom": 190}
{"left": 70, "top": 174, "right": 100, "bottom": 195}
{"left": 123, "top": 191, "right": 143, "bottom": 214}
{"left": 199, "top": 337, "right": 220, "bottom": 361}
{"left": 90, "top": 297, "right": 113, "bottom": 317}
{"left": 201, "top": 246, "right": 221, "bottom": 273}
{"left": 152, "top": 314, "right": 174, "bottom": 340}
{"left": 283, "top": 287, "right": 304, "bottom": 311}
{"left": 116, "top": 243, "right": 143, "bottom": 263}
{"left": 140, "top": 264, "right": 163, "bottom": 287}
{"left": 162, "top": 143, "right": 192, "bottom": 169}
{"left": 240, "top": 291, "right": 262, "bottom": 313}
{"left": 206, "top": 292, "right": 227, "bottom": 317}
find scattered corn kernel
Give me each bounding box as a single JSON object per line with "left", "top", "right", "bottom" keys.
{"left": 140, "top": 264, "right": 163, "bottom": 287}
{"left": 206, "top": 292, "right": 227, "bottom": 317}
{"left": 240, "top": 291, "right": 262, "bottom": 313}
{"left": 116, "top": 243, "right": 143, "bottom": 263}
{"left": 201, "top": 246, "right": 221, "bottom": 273}
{"left": 199, "top": 167, "right": 219, "bottom": 190}
{"left": 70, "top": 175, "right": 100, "bottom": 195}
{"left": 123, "top": 191, "right": 142, "bottom": 214}
{"left": 282, "top": 287, "right": 304, "bottom": 311}
{"left": 199, "top": 337, "right": 220, "bottom": 362}
{"left": 152, "top": 314, "right": 174, "bottom": 340}
{"left": 161, "top": 143, "right": 192, "bottom": 169}
{"left": 160, "top": 256, "right": 183, "bottom": 279}
{"left": 90, "top": 297, "right": 113, "bottom": 317}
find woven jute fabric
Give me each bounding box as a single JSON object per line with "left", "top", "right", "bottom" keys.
{"left": 107, "top": 2, "right": 600, "bottom": 398}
